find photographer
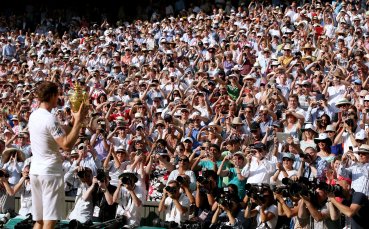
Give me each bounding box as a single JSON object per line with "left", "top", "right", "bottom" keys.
{"left": 338, "top": 144, "right": 369, "bottom": 196}
{"left": 210, "top": 191, "right": 244, "bottom": 229}
{"left": 0, "top": 169, "right": 15, "bottom": 214}
{"left": 167, "top": 156, "right": 196, "bottom": 191}
{"left": 13, "top": 165, "right": 31, "bottom": 216}
{"left": 297, "top": 186, "right": 340, "bottom": 229}
{"left": 327, "top": 178, "right": 369, "bottom": 229}
{"left": 305, "top": 94, "right": 335, "bottom": 125}
{"left": 244, "top": 185, "right": 278, "bottom": 229}
{"left": 158, "top": 180, "right": 190, "bottom": 225}
{"left": 84, "top": 169, "right": 117, "bottom": 222}
{"left": 67, "top": 167, "right": 94, "bottom": 223}
{"left": 113, "top": 172, "right": 144, "bottom": 228}
{"left": 193, "top": 169, "right": 219, "bottom": 212}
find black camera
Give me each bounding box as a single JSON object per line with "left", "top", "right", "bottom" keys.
{"left": 245, "top": 184, "right": 267, "bottom": 203}
{"left": 216, "top": 187, "right": 233, "bottom": 207}
{"left": 77, "top": 170, "right": 87, "bottom": 179}
{"left": 0, "top": 170, "right": 9, "bottom": 178}
{"left": 345, "top": 118, "right": 355, "bottom": 127}
{"left": 118, "top": 172, "right": 138, "bottom": 185}
{"left": 317, "top": 182, "right": 344, "bottom": 197}
{"left": 176, "top": 176, "right": 185, "bottom": 184}
{"left": 165, "top": 186, "right": 178, "bottom": 194}
{"left": 153, "top": 218, "right": 178, "bottom": 229}
{"left": 272, "top": 185, "right": 290, "bottom": 198}
{"left": 299, "top": 152, "right": 310, "bottom": 160}
{"left": 282, "top": 177, "right": 318, "bottom": 197}
{"left": 96, "top": 169, "right": 107, "bottom": 182}
{"left": 197, "top": 176, "right": 208, "bottom": 185}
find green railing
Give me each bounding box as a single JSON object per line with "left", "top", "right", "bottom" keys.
{"left": 14, "top": 196, "right": 164, "bottom": 226}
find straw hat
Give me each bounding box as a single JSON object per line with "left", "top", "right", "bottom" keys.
{"left": 2, "top": 148, "right": 25, "bottom": 164}
{"left": 354, "top": 144, "right": 369, "bottom": 154}
{"left": 231, "top": 117, "right": 244, "bottom": 125}
{"left": 302, "top": 43, "right": 315, "bottom": 50}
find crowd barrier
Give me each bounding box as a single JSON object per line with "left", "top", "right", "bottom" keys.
{"left": 13, "top": 196, "right": 165, "bottom": 226}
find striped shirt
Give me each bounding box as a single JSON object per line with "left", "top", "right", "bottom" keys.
{"left": 338, "top": 162, "right": 369, "bottom": 196}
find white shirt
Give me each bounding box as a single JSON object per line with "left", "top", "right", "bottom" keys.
{"left": 338, "top": 162, "right": 369, "bottom": 196}
{"left": 29, "top": 108, "right": 65, "bottom": 175}
{"left": 116, "top": 185, "right": 144, "bottom": 227}
{"left": 269, "top": 169, "right": 297, "bottom": 186}
{"left": 68, "top": 183, "right": 93, "bottom": 223}
{"left": 164, "top": 193, "right": 190, "bottom": 225}
{"left": 255, "top": 205, "right": 278, "bottom": 229}
{"left": 167, "top": 170, "right": 197, "bottom": 191}
{"left": 106, "top": 160, "right": 130, "bottom": 187}
{"left": 241, "top": 157, "right": 275, "bottom": 184}
{"left": 18, "top": 182, "right": 32, "bottom": 217}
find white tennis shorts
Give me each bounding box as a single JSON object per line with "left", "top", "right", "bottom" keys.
{"left": 30, "top": 174, "right": 65, "bottom": 221}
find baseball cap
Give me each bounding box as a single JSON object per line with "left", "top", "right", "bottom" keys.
{"left": 183, "top": 137, "right": 193, "bottom": 143}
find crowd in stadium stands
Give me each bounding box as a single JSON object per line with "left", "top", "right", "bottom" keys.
{"left": 0, "top": 0, "right": 368, "bottom": 228}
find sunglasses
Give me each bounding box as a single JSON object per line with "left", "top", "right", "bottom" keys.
{"left": 178, "top": 158, "right": 189, "bottom": 162}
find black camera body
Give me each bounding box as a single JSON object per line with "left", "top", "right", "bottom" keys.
{"left": 197, "top": 176, "right": 209, "bottom": 185}
{"left": 345, "top": 118, "right": 355, "bottom": 127}
{"left": 96, "top": 169, "right": 107, "bottom": 182}
{"left": 282, "top": 177, "right": 318, "bottom": 197}
{"left": 245, "top": 183, "right": 268, "bottom": 203}
{"left": 317, "top": 182, "right": 344, "bottom": 197}
{"left": 165, "top": 186, "right": 178, "bottom": 194}
{"left": 0, "top": 170, "right": 10, "bottom": 178}
{"left": 118, "top": 172, "right": 138, "bottom": 185}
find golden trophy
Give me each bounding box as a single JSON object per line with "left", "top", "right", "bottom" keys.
{"left": 69, "top": 82, "right": 88, "bottom": 113}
